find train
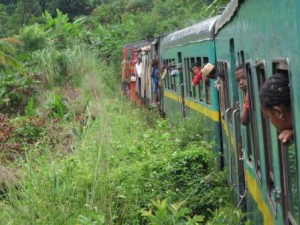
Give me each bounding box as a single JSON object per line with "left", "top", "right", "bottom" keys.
{"left": 120, "top": 0, "right": 300, "bottom": 224}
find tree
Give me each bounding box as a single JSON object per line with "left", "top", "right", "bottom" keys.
{"left": 57, "top": 0, "right": 93, "bottom": 20}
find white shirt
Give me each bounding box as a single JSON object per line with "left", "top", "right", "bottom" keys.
{"left": 135, "top": 62, "right": 143, "bottom": 78}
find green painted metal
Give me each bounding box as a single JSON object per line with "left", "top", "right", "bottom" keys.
{"left": 215, "top": 0, "right": 300, "bottom": 224}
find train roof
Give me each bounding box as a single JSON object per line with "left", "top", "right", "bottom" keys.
{"left": 123, "top": 40, "right": 152, "bottom": 50}
{"left": 215, "top": 0, "right": 240, "bottom": 35}
{"left": 160, "top": 15, "right": 220, "bottom": 50}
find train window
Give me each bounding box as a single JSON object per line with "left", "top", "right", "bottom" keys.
{"left": 255, "top": 62, "right": 275, "bottom": 205}
{"left": 203, "top": 57, "right": 211, "bottom": 105}
{"left": 240, "top": 51, "right": 245, "bottom": 64}
{"left": 273, "top": 61, "right": 300, "bottom": 224}
{"left": 190, "top": 58, "right": 196, "bottom": 98}
{"left": 184, "top": 58, "right": 191, "bottom": 97}
{"left": 198, "top": 80, "right": 204, "bottom": 101}
{"left": 162, "top": 59, "right": 167, "bottom": 88}
{"left": 196, "top": 57, "right": 202, "bottom": 66}
{"left": 165, "top": 59, "right": 170, "bottom": 89}
{"left": 190, "top": 57, "right": 200, "bottom": 100}
{"left": 168, "top": 58, "right": 176, "bottom": 91}
{"left": 191, "top": 57, "right": 202, "bottom": 100}
{"left": 196, "top": 57, "right": 208, "bottom": 102}
{"left": 245, "top": 63, "right": 260, "bottom": 168}
{"left": 166, "top": 58, "right": 175, "bottom": 90}
{"left": 280, "top": 143, "right": 300, "bottom": 225}
{"left": 217, "top": 61, "right": 229, "bottom": 113}
{"left": 203, "top": 57, "right": 209, "bottom": 64}
{"left": 126, "top": 49, "right": 133, "bottom": 61}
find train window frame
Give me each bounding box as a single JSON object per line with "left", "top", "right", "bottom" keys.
{"left": 245, "top": 62, "right": 262, "bottom": 174}
{"left": 272, "top": 59, "right": 300, "bottom": 225}
{"left": 203, "top": 57, "right": 211, "bottom": 105}
{"left": 163, "top": 59, "right": 167, "bottom": 89}
{"left": 190, "top": 57, "right": 197, "bottom": 99}
{"left": 184, "top": 58, "right": 192, "bottom": 97}
{"left": 279, "top": 139, "right": 300, "bottom": 225}
{"left": 126, "top": 49, "right": 133, "bottom": 61}
{"left": 255, "top": 60, "right": 276, "bottom": 209}
{"left": 195, "top": 57, "right": 204, "bottom": 102}
{"left": 216, "top": 61, "right": 230, "bottom": 114}
{"left": 165, "top": 59, "right": 171, "bottom": 90}
{"left": 168, "top": 58, "right": 176, "bottom": 91}
{"left": 240, "top": 51, "right": 245, "bottom": 64}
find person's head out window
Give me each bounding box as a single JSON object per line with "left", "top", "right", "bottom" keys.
{"left": 191, "top": 62, "right": 201, "bottom": 75}
{"left": 190, "top": 62, "right": 204, "bottom": 86}
{"left": 202, "top": 63, "right": 216, "bottom": 80}
{"left": 235, "top": 64, "right": 249, "bottom": 125}
{"left": 235, "top": 64, "right": 246, "bottom": 92}
{"left": 259, "top": 73, "right": 293, "bottom": 144}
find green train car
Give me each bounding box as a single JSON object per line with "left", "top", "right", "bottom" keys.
{"left": 160, "top": 16, "right": 221, "bottom": 144}
{"left": 122, "top": 0, "right": 300, "bottom": 224}
{"left": 215, "top": 0, "right": 300, "bottom": 224}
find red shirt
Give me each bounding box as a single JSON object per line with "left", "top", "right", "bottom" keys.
{"left": 243, "top": 93, "right": 249, "bottom": 113}
{"left": 192, "top": 72, "right": 203, "bottom": 86}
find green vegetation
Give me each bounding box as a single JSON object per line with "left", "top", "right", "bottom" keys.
{"left": 0, "top": 0, "right": 250, "bottom": 225}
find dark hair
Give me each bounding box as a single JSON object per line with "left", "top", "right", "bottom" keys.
{"left": 151, "top": 59, "right": 159, "bottom": 67}
{"left": 259, "top": 73, "right": 291, "bottom": 109}
{"left": 208, "top": 67, "right": 217, "bottom": 79}
{"left": 191, "top": 62, "right": 201, "bottom": 69}
{"left": 235, "top": 64, "right": 245, "bottom": 72}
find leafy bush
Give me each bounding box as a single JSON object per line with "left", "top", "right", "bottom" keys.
{"left": 46, "top": 93, "right": 69, "bottom": 119}
{"left": 18, "top": 24, "right": 48, "bottom": 52}
{"left": 42, "top": 9, "right": 86, "bottom": 49}
{"left": 101, "top": 118, "right": 231, "bottom": 223}
{"left": 141, "top": 199, "right": 205, "bottom": 225}
{"left": 10, "top": 116, "right": 45, "bottom": 144}
{"left": 206, "top": 207, "right": 251, "bottom": 225}
{"left": 0, "top": 73, "right": 33, "bottom": 114}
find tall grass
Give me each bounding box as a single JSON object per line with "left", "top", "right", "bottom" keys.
{"left": 0, "top": 43, "right": 152, "bottom": 224}
{"left": 0, "top": 44, "right": 240, "bottom": 225}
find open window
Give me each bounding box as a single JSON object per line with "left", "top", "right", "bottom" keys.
{"left": 184, "top": 58, "right": 192, "bottom": 97}
{"left": 255, "top": 61, "right": 275, "bottom": 207}
{"left": 197, "top": 57, "right": 205, "bottom": 101}
{"left": 163, "top": 59, "right": 167, "bottom": 88}
{"left": 273, "top": 60, "right": 300, "bottom": 225}
{"left": 246, "top": 63, "right": 261, "bottom": 177}
{"left": 217, "top": 61, "right": 230, "bottom": 113}
{"left": 203, "top": 57, "right": 211, "bottom": 104}
{"left": 244, "top": 63, "right": 254, "bottom": 163}
{"left": 126, "top": 49, "right": 133, "bottom": 61}
{"left": 188, "top": 57, "right": 206, "bottom": 102}
{"left": 166, "top": 58, "right": 176, "bottom": 91}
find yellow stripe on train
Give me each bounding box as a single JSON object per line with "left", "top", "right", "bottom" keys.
{"left": 164, "top": 90, "right": 219, "bottom": 122}
{"left": 245, "top": 166, "right": 274, "bottom": 224}
{"left": 165, "top": 90, "right": 274, "bottom": 224}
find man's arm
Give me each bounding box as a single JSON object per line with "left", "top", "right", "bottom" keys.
{"left": 241, "top": 93, "right": 249, "bottom": 125}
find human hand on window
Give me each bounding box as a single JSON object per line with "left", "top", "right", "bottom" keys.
{"left": 278, "top": 129, "right": 293, "bottom": 144}
{"left": 234, "top": 101, "right": 240, "bottom": 110}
